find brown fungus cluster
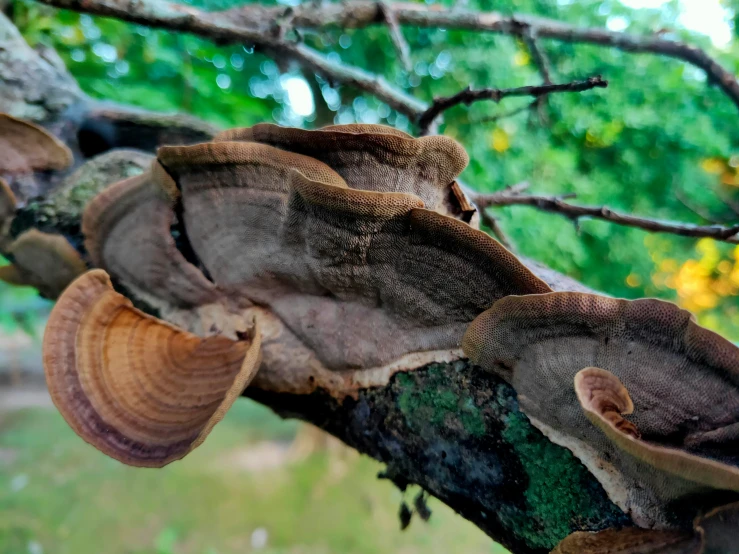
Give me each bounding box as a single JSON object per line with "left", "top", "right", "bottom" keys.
{"left": 0, "top": 113, "right": 84, "bottom": 296}
{"left": 464, "top": 293, "right": 739, "bottom": 533}
{"left": 26, "top": 122, "right": 739, "bottom": 545}
{"left": 0, "top": 113, "right": 72, "bottom": 176}
{"left": 43, "top": 123, "right": 550, "bottom": 467}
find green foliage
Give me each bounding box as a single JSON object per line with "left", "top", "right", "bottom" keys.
{"left": 0, "top": 257, "right": 50, "bottom": 338}
{"left": 11, "top": 0, "right": 739, "bottom": 337}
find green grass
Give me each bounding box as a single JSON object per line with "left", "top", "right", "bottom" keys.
{"left": 0, "top": 398, "right": 506, "bottom": 554}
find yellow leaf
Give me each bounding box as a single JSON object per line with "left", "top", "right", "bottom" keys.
{"left": 513, "top": 51, "right": 530, "bottom": 67}
{"left": 659, "top": 259, "right": 678, "bottom": 272}
{"left": 701, "top": 157, "right": 726, "bottom": 174}
{"left": 491, "top": 128, "right": 510, "bottom": 153}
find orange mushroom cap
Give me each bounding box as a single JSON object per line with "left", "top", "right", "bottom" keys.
{"left": 43, "top": 269, "right": 261, "bottom": 467}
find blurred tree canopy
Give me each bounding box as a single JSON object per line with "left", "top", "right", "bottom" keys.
{"left": 9, "top": 0, "right": 739, "bottom": 338}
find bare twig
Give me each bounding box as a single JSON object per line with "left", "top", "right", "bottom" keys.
{"left": 33, "top": 0, "right": 608, "bottom": 132}
{"left": 378, "top": 1, "right": 412, "bottom": 72}
{"left": 472, "top": 100, "right": 537, "bottom": 125}
{"left": 475, "top": 191, "right": 739, "bottom": 243}
{"left": 418, "top": 76, "right": 607, "bottom": 134}
{"left": 674, "top": 189, "right": 723, "bottom": 224}
{"left": 215, "top": 1, "right": 739, "bottom": 114}
{"left": 521, "top": 29, "right": 553, "bottom": 122}
{"left": 479, "top": 210, "right": 512, "bottom": 248}
{"left": 33, "top": 0, "right": 426, "bottom": 119}
{"left": 522, "top": 30, "right": 553, "bottom": 84}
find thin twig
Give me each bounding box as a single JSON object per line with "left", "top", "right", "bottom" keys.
{"left": 674, "top": 189, "right": 723, "bottom": 224}
{"left": 522, "top": 29, "right": 552, "bottom": 84}
{"left": 521, "top": 29, "right": 553, "bottom": 123}
{"left": 378, "top": 1, "right": 412, "bottom": 72}
{"left": 479, "top": 210, "right": 512, "bottom": 249}
{"left": 475, "top": 191, "right": 739, "bottom": 243}
{"left": 418, "top": 76, "right": 607, "bottom": 134}
{"left": 472, "top": 100, "right": 537, "bottom": 124}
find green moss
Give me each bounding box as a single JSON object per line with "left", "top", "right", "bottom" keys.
{"left": 396, "top": 364, "right": 486, "bottom": 438}
{"left": 499, "top": 410, "right": 626, "bottom": 550}
{"left": 10, "top": 151, "right": 151, "bottom": 243}
{"left": 48, "top": 158, "right": 146, "bottom": 221}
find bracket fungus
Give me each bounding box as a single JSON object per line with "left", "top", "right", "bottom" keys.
{"left": 0, "top": 113, "right": 73, "bottom": 246}
{"left": 463, "top": 292, "right": 739, "bottom": 527}
{"left": 551, "top": 527, "right": 700, "bottom": 554}
{"left": 0, "top": 228, "right": 86, "bottom": 298}
{"left": 0, "top": 113, "right": 73, "bottom": 175}
{"left": 150, "top": 130, "right": 549, "bottom": 395}
{"left": 213, "top": 123, "right": 475, "bottom": 221}
{"left": 43, "top": 269, "right": 261, "bottom": 467}
{"left": 82, "top": 160, "right": 218, "bottom": 309}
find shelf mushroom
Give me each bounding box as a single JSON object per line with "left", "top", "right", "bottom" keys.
{"left": 0, "top": 114, "right": 80, "bottom": 296}
{"left": 213, "top": 123, "right": 475, "bottom": 222}
{"left": 82, "top": 160, "right": 218, "bottom": 309}
{"left": 0, "top": 228, "right": 86, "bottom": 298}
{"left": 60, "top": 123, "right": 550, "bottom": 466}
{"left": 43, "top": 269, "right": 261, "bottom": 467}
{"left": 0, "top": 113, "right": 73, "bottom": 176}
{"left": 152, "top": 133, "right": 550, "bottom": 395}
{"left": 463, "top": 292, "right": 739, "bottom": 527}
{"left": 551, "top": 527, "right": 699, "bottom": 554}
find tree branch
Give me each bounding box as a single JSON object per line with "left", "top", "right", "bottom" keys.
{"left": 476, "top": 190, "right": 739, "bottom": 243}
{"left": 418, "top": 76, "right": 607, "bottom": 134}
{"left": 216, "top": 1, "right": 739, "bottom": 113}
{"left": 378, "top": 0, "right": 412, "bottom": 72}
{"left": 521, "top": 29, "right": 553, "bottom": 123}
{"left": 33, "top": 0, "right": 427, "bottom": 119}
{"left": 522, "top": 30, "right": 553, "bottom": 85}
{"left": 32, "top": 0, "right": 611, "bottom": 132}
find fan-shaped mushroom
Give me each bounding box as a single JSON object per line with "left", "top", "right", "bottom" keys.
{"left": 0, "top": 228, "right": 86, "bottom": 298}
{"left": 575, "top": 367, "right": 739, "bottom": 491}
{"left": 156, "top": 141, "right": 349, "bottom": 291}
{"left": 43, "top": 269, "right": 261, "bottom": 467}
{"left": 463, "top": 293, "right": 739, "bottom": 526}
{"left": 0, "top": 113, "right": 72, "bottom": 175}
{"left": 151, "top": 138, "right": 549, "bottom": 395}
{"left": 213, "top": 123, "right": 472, "bottom": 220}
{"left": 82, "top": 160, "right": 217, "bottom": 309}
{"left": 551, "top": 527, "right": 700, "bottom": 554}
